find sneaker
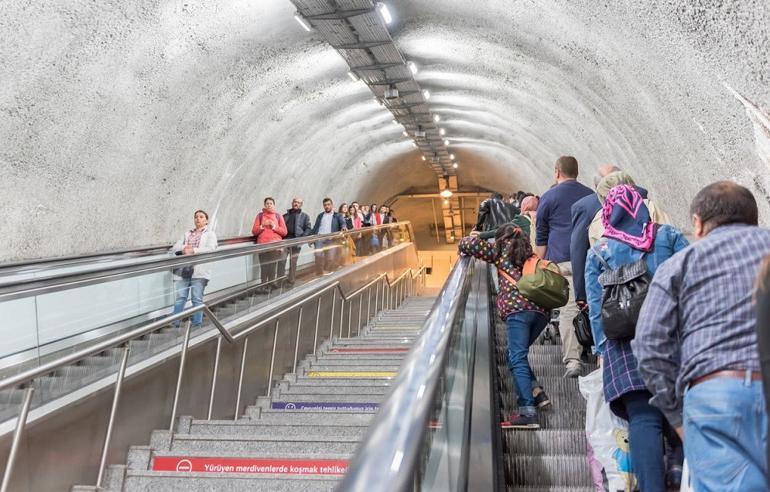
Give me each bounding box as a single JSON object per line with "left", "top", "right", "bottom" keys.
{"left": 564, "top": 360, "right": 583, "bottom": 378}
{"left": 534, "top": 390, "right": 551, "bottom": 409}
{"left": 501, "top": 414, "right": 539, "bottom": 429}
{"left": 666, "top": 465, "right": 683, "bottom": 489}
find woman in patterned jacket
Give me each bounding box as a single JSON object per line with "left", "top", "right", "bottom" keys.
{"left": 459, "top": 224, "right": 550, "bottom": 429}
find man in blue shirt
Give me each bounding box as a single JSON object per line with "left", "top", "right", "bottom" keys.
{"left": 535, "top": 156, "right": 593, "bottom": 377}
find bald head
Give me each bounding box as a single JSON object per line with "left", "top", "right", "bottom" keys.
{"left": 594, "top": 165, "right": 621, "bottom": 187}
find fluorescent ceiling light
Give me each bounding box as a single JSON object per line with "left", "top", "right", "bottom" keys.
{"left": 402, "top": 130, "right": 409, "bottom": 137}
{"left": 433, "top": 114, "right": 440, "bottom": 123}
{"left": 294, "top": 13, "right": 312, "bottom": 31}
{"left": 449, "top": 153, "right": 455, "bottom": 160}
{"left": 407, "top": 61, "right": 417, "bottom": 75}
{"left": 452, "top": 162, "right": 458, "bottom": 169}
{"left": 421, "top": 156, "right": 426, "bottom": 161}
{"left": 377, "top": 3, "right": 393, "bottom": 24}
{"left": 422, "top": 89, "right": 431, "bottom": 100}
{"left": 440, "top": 188, "right": 453, "bottom": 198}
{"left": 439, "top": 128, "right": 446, "bottom": 136}
{"left": 443, "top": 139, "right": 450, "bottom": 146}
{"left": 347, "top": 71, "right": 359, "bottom": 81}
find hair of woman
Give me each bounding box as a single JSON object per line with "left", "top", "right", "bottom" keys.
{"left": 494, "top": 224, "right": 533, "bottom": 270}
{"left": 193, "top": 209, "right": 209, "bottom": 220}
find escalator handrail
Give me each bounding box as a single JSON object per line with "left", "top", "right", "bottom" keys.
{"left": 0, "top": 222, "right": 412, "bottom": 302}
{"left": 337, "top": 256, "right": 472, "bottom": 492}
{"left": 0, "top": 263, "right": 427, "bottom": 393}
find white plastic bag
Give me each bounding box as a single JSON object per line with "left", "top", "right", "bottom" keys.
{"left": 579, "top": 368, "right": 637, "bottom": 492}
{"left": 680, "top": 460, "right": 693, "bottom": 492}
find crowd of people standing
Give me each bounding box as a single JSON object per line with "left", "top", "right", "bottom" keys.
{"left": 461, "top": 155, "right": 770, "bottom": 491}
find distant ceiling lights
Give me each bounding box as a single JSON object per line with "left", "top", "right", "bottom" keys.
{"left": 392, "top": 119, "right": 398, "bottom": 125}
{"left": 422, "top": 89, "right": 431, "bottom": 100}
{"left": 384, "top": 85, "right": 399, "bottom": 100}
{"left": 452, "top": 162, "right": 459, "bottom": 169}
{"left": 415, "top": 126, "right": 426, "bottom": 138}
{"left": 376, "top": 3, "right": 393, "bottom": 24}
{"left": 421, "top": 156, "right": 426, "bottom": 161}
{"left": 407, "top": 61, "right": 417, "bottom": 75}
{"left": 433, "top": 114, "right": 441, "bottom": 123}
{"left": 439, "top": 128, "right": 446, "bottom": 136}
{"left": 444, "top": 139, "right": 450, "bottom": 146}
{"left": 293, "top": 12, "right": 312, "bottom": 32}
{"left": 402, "top": 130, "right": 409, "bottom": 137}
{"left": 449, "top": 153, "right": 455, "bottom": 160}
{"left": 440, "top": 188, "right": 454, "bottom": 199}
{"left": 347, "top": 71, "right": 360, "bottom": 82}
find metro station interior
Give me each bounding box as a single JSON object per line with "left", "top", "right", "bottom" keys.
{"left": 1, "top": 1, "right": 769, "bottom": 491}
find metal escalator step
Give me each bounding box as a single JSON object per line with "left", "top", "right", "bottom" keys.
{"left": 509, "top": 487, "right": 595, "bottom": 492}
{"left": 506, "top": 455, "right": 593, "bottom": 487}
{"left": 505, "top": 429, "right": 587, "bottom": 455}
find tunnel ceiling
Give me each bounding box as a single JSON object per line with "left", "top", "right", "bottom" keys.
{"left": 1, "top": 0, "right": 769, "bottom": 260}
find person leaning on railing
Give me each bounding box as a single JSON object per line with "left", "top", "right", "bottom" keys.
{"left": 170, "top": 209, "right": 218, "bottom": 327}
{"left": 252, "top": 197, "right": 288, "bottom": 291}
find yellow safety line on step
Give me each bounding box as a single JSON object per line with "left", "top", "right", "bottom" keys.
{"left": 306, "top": 371, "right": 397, "bottom": 378}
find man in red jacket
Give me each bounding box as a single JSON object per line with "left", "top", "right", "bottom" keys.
{"left": 252, "top": 197, "right": 287, "bottom": 290}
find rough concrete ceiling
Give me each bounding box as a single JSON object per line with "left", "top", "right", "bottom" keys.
{"left": 1, "top": 0, "right": 768, "bottom": 260}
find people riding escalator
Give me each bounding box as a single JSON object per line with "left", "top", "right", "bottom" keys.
{"left": 280, "top": 197, "right": 312, "bottom": 288}
{"left": 251, "top": 197, "right": 288, "bottom": 291}
{"left": 585, "top": 184, "right": 687, "bottom": 492}
{"left": 170, "top": 209, "right": 218, "bottom": 328}
{"left": 459, "top": 224, "right": 553, "bottom": 429}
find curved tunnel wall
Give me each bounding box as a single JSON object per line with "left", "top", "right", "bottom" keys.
{"left": 1, "top": 0, "right": 768, "bottom": 261}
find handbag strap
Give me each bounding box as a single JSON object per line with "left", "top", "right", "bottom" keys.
{"left": 592, "top": 243, "right": 648, "bottom": 271}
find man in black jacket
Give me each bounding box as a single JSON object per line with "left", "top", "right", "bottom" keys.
{"left": 279, "top": 197, "right": 313, "bottom": 286}
{"left": 312, "top": 198, "right": 347, "bottom": 274}
{"left": 474, "top": 192, "right": 516, "bottom": 232}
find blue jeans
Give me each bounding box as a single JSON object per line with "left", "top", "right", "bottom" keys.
{"left": 173, "top": 278, "right": 208, "bottom": 326}
{"left": 620, "top": 390, "right": 672, "bottom": 492}
{"left": 506, "top": 311, "right": 548, "bottom": 415}
{"left": 684, "top": 375, "right": 768, "bottom": 492}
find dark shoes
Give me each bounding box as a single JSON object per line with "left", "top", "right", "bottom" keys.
{"left": 501, "top": 414, "right": 540, "bottom": 430}
{"left": 534, "top": 390, "right": 551, "bottom": 409}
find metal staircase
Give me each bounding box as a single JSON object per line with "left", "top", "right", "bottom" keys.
{"left": 75, "top": 297, "right": 435, "bottom": 492}
{"left": 496, "top": 316, "right": 598, "bottom": 491}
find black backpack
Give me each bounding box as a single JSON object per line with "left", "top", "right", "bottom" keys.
{"left": 592, "top": 246, "right": 651, "bottom": 340}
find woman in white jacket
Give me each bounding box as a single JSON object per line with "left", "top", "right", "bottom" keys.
{"left": 170, "top": 210, "right": 217, "bottom": 327}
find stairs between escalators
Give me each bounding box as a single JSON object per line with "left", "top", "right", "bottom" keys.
{"left": 73, "top": 297, "right": 435, "bottom": 492}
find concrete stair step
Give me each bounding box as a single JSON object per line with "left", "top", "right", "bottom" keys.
{"left": 308, "top": 357, "right": 403, "bottom": 366}
{"left": 304, "top": 364, "right": 400, "bottom": 372}
{"left": 263, "top": 393, "right": 384, "bottom": 404}
{"left": 111, "top": 468, "right": 341, "bottom": 492}
{"left": 288, "top": 377, "right": 393, "bottom": 387}
{"left": 276, "top": 384, "right": 389, "bottom": 396}
{"left": 148, "top": 431, "right": 360, "bottom": 456}
{"left": 180, "top": 419, "right": 366, "bottom": 439}
{"left": 246, "top": 408, "right": 375, "bottom": 424}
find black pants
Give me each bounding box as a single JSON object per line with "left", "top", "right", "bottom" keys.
{"left": 277, "top": 246, "right": 301, "bottom": 284}
{"left": 258, "top": 249, "right": 283, "bottom": 284}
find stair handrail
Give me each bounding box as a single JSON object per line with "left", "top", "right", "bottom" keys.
{"left": 0, "top": 260, "right": 427, "bottom": 491}
{"left": 0, "top": 222, "right": 412, "bottom": 302}
{"left": 338, "top": 256, "right": 471, "bottom": 492}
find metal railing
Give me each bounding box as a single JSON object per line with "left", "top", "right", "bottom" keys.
{"left": 338, "top": 256, "right": 473, "bottom": 492}
{"left": 0, "top": 222, "right": 412, "bottom": 301}
{"left": 0, "top": 259, "right": 426, "bottom": 491}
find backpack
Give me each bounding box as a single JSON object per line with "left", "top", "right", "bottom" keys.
{"left": 498, "top": 257, "right": 569, "bottom": 309}
{"left": 592, "top": 246, "right": 651, "bottom": 340}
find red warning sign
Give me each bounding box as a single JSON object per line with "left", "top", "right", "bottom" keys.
{"left": 330, "top": 347, "right": 408, "bottom": 353}
{"left": 152, "top": 457, "right": 349, "bottom": 476}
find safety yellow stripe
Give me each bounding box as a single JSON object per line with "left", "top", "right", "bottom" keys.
{"left": 306, "top": 371, "right": 397, "bottom": 378}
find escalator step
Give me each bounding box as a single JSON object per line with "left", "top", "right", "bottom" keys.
{"left": 507, "top": 455, "right": 592, "bottom": 487}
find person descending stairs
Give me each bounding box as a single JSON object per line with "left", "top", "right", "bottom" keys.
{"left": 497, "top": 314, "right": 598, "bottom": 491}
{"left": 74, "top": 297, "right": 435, "bottom": 492}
